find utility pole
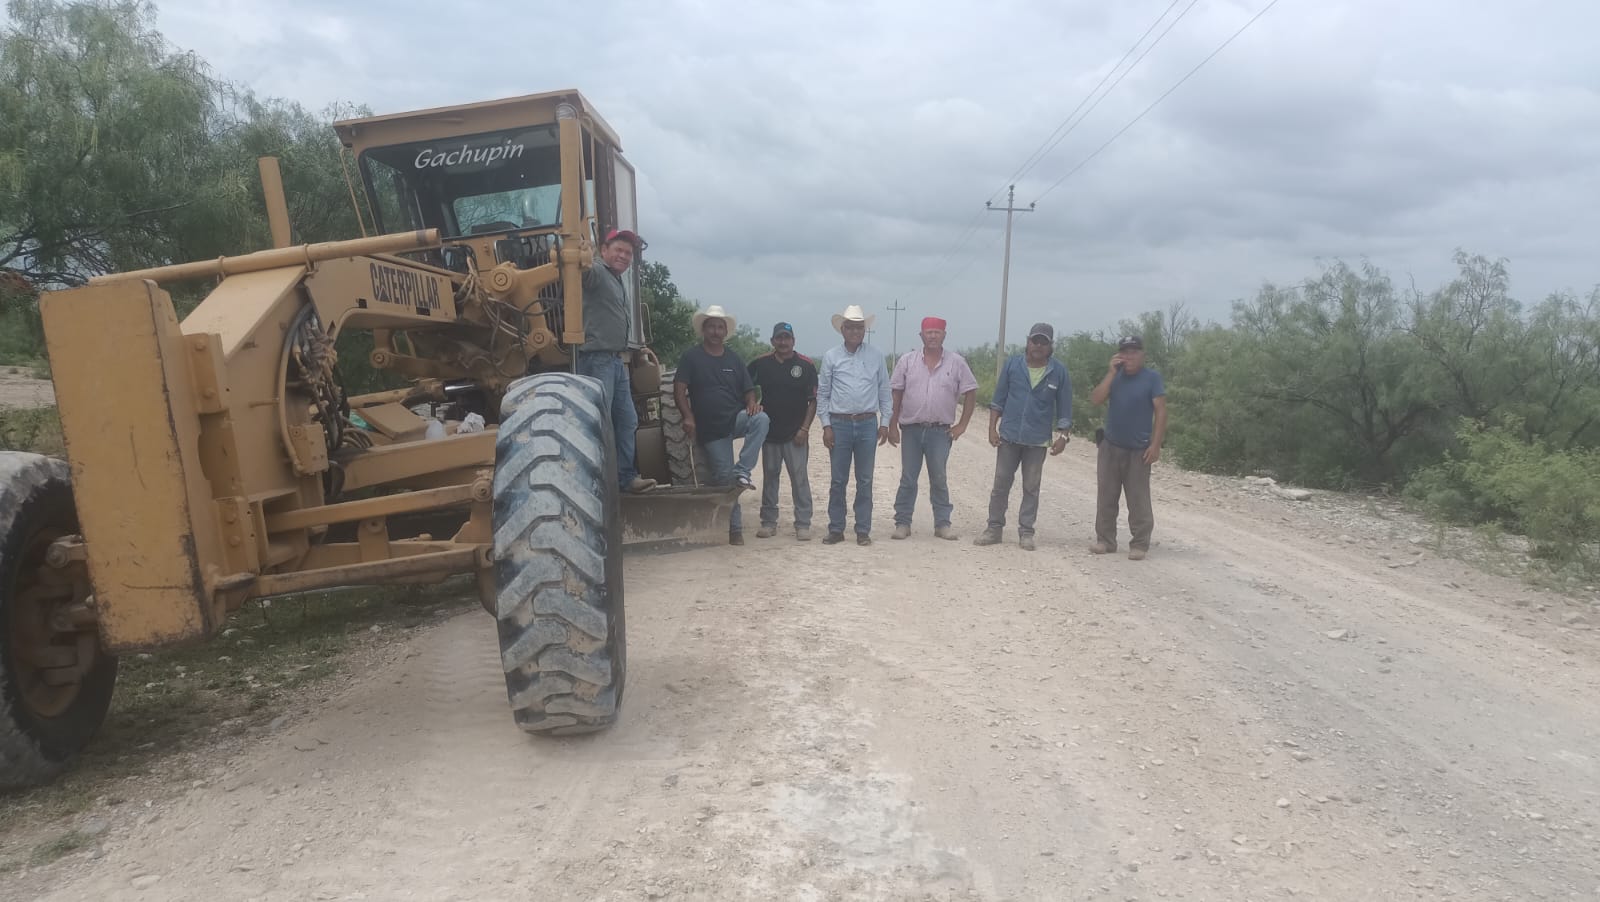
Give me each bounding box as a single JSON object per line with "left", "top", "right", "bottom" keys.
{"left": 986, "top": 185, "right": 1035, "bottom": 377}
{"left": 886, "top": 299, "right": 906, "bottom": 355}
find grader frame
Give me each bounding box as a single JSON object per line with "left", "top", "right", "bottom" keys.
{"left": 0, "top": 90, "right": 729, "bottom": 788}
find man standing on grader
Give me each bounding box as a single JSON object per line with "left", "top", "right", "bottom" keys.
{"left": 577, "top": 227, "right": 658, "bottom": 495}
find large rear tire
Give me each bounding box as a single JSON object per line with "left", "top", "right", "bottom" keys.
{"left": 491, "top": 373, "right": 625, "bottom": 734}
{"left": 1, "top": 452, "right": 117, "bottom": 790}
{"left": 658, "top": 371, "right": 709, "bottom": 487}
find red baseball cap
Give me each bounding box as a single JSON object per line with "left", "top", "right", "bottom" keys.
{"left": 603, "top": 228, "right": 647, "bottom": 250}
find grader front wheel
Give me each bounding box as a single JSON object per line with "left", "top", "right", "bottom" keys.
{"left": 0, "top": 452, "right": 118, "bottom": 790}
{"left": 491, "top": 373, "right": 626, "bottom": 734}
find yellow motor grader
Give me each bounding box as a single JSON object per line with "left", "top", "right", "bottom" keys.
{"left": 0, "top": 90, "right": 732, "bottom": 789}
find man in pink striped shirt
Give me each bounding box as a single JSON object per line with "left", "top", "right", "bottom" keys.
{"left": 887, "top": 316, "right": 979, "bottom": 540}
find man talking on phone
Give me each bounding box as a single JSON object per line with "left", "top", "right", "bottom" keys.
{"left": 1089, "top": 335, "right": 1167, "bottom": 560}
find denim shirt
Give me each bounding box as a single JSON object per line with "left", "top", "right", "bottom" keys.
{"left": 990, "top": 354, "right": 1072, "bottom": 446}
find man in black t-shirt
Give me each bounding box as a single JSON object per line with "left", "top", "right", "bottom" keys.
{"left": 747, "top": 322, "right": 818, "bottom": 541}
{"left": 673, "top": 305, "right": 770, "bottom": 545}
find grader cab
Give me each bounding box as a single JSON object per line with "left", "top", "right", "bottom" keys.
{"left": 0, "top": 90, "right": 731, "bottom": 789}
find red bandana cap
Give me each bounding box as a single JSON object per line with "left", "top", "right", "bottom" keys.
{"left": 921, "top": 317, "right": 947, "bottom": 332}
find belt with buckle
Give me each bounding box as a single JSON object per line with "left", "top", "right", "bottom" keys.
{"left": 902, "top": 422, "right": 951, "bottom": 429}
{"left": 831, "top": 411, "right": 877, "bottom": 421}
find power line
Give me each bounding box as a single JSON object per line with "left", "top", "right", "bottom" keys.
{"left": 913, "top": 0, "right": 1198, "bottom": 295}
{"left": 920, "top": 208, "right": 988, "bottom": 284}
{"left": 910, "top": 0, "right": 1248, "bottom": 299}
{"left": 1006, "top": 0, "right": 1202, "bottom": 189}
{"left": 944, "top": 229, "right": 1006, "bottom": 286}
{"left": 1033, "top": 0, "right": 1285, "bottom": 205}
{"left": 989, "top": 0, "right": 1188, "bottom": 198}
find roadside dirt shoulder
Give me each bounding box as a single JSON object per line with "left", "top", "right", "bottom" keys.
{"left": 0, "top": 372, "right": 53, "bottom": 410}
{"left": 7, "top": 439, "right": 1597, "bottom": 901}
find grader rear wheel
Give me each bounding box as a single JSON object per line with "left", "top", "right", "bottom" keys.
{"left": 658, "top": 371, "right": 709, "bottom": 487}
{"left": 0, "top": 452, "right": 117, "bottom": 790}
{"left": 490, "top": 373, "right": 626, "bottom": 734}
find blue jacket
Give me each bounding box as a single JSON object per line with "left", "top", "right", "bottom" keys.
{"left": 990, "top": 354, "right": 1072, "bottom": 445}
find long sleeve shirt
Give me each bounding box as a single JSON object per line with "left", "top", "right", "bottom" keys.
{"left": 990, "top": 354, "right": 1072, "bottom": 446}
{"left": 816, "top": 342, "right": 892, "bottom": 428}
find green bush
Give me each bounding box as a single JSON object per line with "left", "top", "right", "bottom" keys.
{"left": 1410, "top": 421, "right": 1600, "bottom": 571}
{"left": 0, "top": 305, "right": 46, "bottom": 368}
{"left": 0, "top": 406, "right": 64, "bottom": 455}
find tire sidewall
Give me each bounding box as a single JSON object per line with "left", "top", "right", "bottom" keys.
{"left": 0, "top": 458, "right": 118, "bottom": 777}
{"left": 597, "top": 380, "right": 627, "bottom": 711}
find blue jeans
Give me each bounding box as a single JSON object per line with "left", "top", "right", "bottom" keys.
{"left": 761, "top": 440, "right": 813, "bottom": 530}
{"left": 575, "top": 351, "right": 639, "bottom": 489}
{"left": 827, "top": 416, "right": 879, "bottom": 536}
{"left": 699, "top": 410, "right": 770, "bottom": 533}
{"left": 893, "top": 423, "right": 954, "bottom": 528}
{"left": 987, "top": 442, "right": 1047, "bottom": 536}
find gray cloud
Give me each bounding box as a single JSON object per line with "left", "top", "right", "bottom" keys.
{"left": 146, "top": 0, "right": 1600, "bottom": 353}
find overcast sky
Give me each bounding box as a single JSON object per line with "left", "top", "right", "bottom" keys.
{"left": 149, "top": 0, "right": 1600, "bottom": 355}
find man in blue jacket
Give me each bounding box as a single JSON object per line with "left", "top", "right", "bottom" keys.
{"left": 974, "top": 323, "right": 1072, "bottom": 551}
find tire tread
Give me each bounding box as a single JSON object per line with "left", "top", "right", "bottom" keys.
{"left": 492, "top": 374, "right": 625, "bottom": 735}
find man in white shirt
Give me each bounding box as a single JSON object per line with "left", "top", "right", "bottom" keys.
{"left": 815, "top": 305, "right": 892, "bottom": 546}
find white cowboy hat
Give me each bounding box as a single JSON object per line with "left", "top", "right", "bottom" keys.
{"left": 692, "top": 304, "right": 737, "bottom": 337}
{"left": 830, "top": 304, "right": 876, "bottom": 333}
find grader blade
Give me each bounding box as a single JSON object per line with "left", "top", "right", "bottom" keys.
{"left": 619, "top": 486, "right": 743, "bottom": 551}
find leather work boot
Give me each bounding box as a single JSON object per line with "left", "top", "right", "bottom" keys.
{"left": 627, "top": 476, "right": 657, "bottom": 493}
{"left": 934, "top": 526, "right": 959, "bottom": 541}
{"left": 796, "top": 527, "right": 813, "bottom": 541}
{"left": 1089, "top": 542, "right": 1113, "bottom": 555}
{"left": 822, "top": 532, "right": 845, "bottom": 545}
{"left": 756, "top": 526, "right": 777, "bottom": 539}
{"left": 1019, "top": 534, "right": 1037, "bottom": 552}
{"left": 1128, "top": 548, "right": 1148, "bottom": 561}
{"left": 973, "top": 529, "right": 1002, "bottom": 547}
{"left": 892, "top": 524, "right": 911, "bottom": 540}
{"left": 857, "top": 533, "right": 873, "bottom": 546}
{"left": 729, "top": 531, "right": 744, "bottom": 546}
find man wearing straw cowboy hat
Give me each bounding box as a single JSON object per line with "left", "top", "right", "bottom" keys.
{"left": 673, "top": 305, "right": 770, "bottom": 545}
{"left": 816, "top": 304, "right": 892, "bottom": 546}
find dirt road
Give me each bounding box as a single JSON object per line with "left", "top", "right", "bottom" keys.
{"left": 0, "top": 372, "right": 52, "bottom": 409}
{"left": 15, "top": 437, "right": 1600, "bottom": 901}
